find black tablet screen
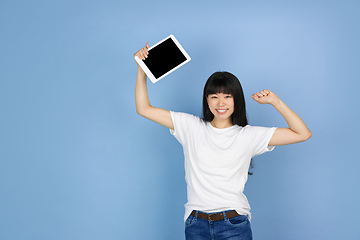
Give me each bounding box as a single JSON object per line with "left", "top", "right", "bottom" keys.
{"left": 143, "top": 38, "right": 187, "bottom": 79}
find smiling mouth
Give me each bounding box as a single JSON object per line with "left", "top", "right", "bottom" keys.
{"left": 216, "top": 109, "right": 228, "bottom": 114}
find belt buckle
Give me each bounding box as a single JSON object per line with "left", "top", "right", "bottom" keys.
{"left": 208, "top": 213, "right": 216, "bottom": 221}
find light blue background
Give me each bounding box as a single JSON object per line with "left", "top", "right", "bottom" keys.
{"left": 1, "top": 1, "right": 359, "bottom": 239}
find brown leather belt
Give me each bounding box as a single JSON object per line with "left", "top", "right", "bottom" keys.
{"left": 190, "top": 210, "right": 239, "bottom": 222}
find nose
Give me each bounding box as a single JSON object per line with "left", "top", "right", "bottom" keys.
{"left": 218, "top": 97, "right": 225, "bottom": 106}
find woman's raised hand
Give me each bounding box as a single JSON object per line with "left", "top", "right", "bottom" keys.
{"left": 251, "top": 89, "right": 312, "bottom": 145}
{"left": 251, "top": 89, "right": 280, "bottom": 105}
{"left": 134, "top": 43, "right": 149, "bottom": 62}
{"left": 134, "top": 42, "right": 174, "bottom": 130}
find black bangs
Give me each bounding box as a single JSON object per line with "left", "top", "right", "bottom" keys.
{"left": 204, "top": 73, "right": 233, "bottom": 96}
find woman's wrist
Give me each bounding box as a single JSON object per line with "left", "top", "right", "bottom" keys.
{"left": 271, "top": 98, "right": 285, "bottom": 111}
{"left": 136, "top": 66, "right": 147, "bottom": 81}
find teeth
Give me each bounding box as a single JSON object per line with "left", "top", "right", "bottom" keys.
{"left": 217, "top": 109, "right": 226, "bottom": 113}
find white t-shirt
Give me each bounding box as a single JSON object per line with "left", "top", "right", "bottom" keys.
{"left": 169, "top": 111, "right": 277, "bottom": 222}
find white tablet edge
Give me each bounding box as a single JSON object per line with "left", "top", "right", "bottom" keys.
{"left": 135, "top": 55, "right": 157, "bottom": 83}
{"left": 134, "top": 35, "right": 191, "bottom": 83}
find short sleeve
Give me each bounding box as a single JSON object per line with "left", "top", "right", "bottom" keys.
{"left": 247, "top": 126, "right": 277, "bottom": 157}
{"left": 170, "top": 111, "right": 199, "bottom": 145}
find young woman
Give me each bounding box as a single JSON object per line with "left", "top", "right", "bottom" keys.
{"left": 134, "top": 43, "right": 311, "bottom": 240}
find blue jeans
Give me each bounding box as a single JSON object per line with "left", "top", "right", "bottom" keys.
{"left": 185, "top": 210, "right": 253, "bottom": 240}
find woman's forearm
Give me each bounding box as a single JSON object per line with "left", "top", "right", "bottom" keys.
{"left": 271, "top": 98, "right": 312, "bottom": 139}
{"left": 135, "top": 66, "right": 151, "bottom": 115}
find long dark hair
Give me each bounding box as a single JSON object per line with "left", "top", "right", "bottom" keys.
{"left": 202, "top": 71, "right": 254, "bottom": 175}
{"left": 202, "top": 71, "right": 248, "bottom": 127}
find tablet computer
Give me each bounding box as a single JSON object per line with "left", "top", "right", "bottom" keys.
{"left": 134, "top": 35, "right": 191, "bottom": 83}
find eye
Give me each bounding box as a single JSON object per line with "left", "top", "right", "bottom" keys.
{"left": 225, "top": 95, "right": 232, "bottom": 98}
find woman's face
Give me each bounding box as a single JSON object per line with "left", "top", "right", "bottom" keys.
{"left": 207, "top": 93, "right": 234, "bottom": 122}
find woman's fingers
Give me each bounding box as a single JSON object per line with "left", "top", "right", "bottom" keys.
{"left": 251, "top": 93, "right": 260, "bottom": 100}
{"left": 255, "top": 89, "right": 271, "bottom": 98}
{"left": 251, "top": 89, "right": 278, "bottom": 105}
{"left": 255, "top": 91, "right": 266, "bottom": 98}
{"left": 263, "top": 89, "right": 270, "bottom": 94}
{"left": 139, "top": 48, "right": 147, "bottom": 60}
{"left": 142, "top": 43, "right": 149, "bottom": 59}
{"left": 134, "top": 43, "right": 150, "bottom": 60}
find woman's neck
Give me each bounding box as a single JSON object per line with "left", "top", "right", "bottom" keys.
{"left": 210, "top": 118, "right": 233, "bottom": 129}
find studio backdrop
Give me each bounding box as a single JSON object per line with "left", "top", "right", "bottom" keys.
{"left": 1, "top": 1, "right": 359, "bottom": 240}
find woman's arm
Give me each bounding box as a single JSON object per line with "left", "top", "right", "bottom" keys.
{"left": 134, "top": 43, "right": 174, "bottom": 130}
{"left": 251, "top": 90, "right": 312, "bottom": 146}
